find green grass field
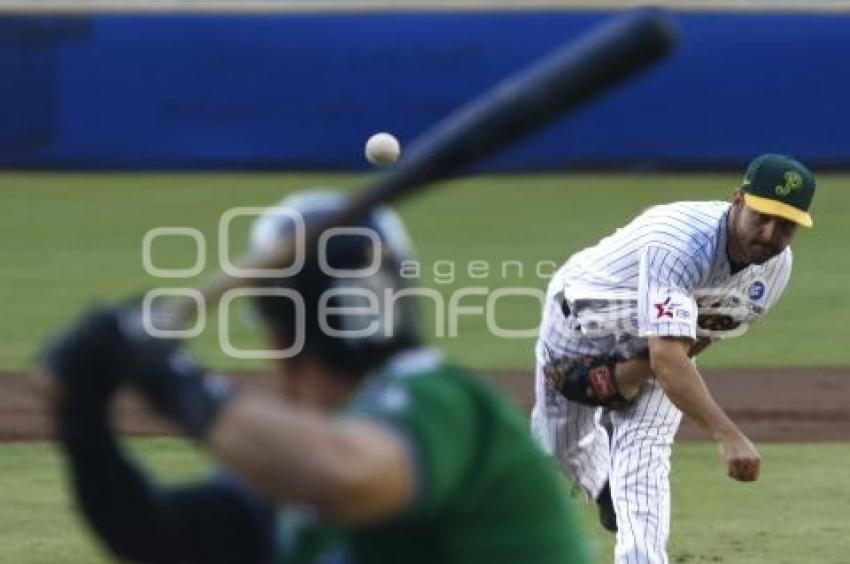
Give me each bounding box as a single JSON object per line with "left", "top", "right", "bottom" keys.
{"left": 0, "top": 439, "right": 211, "bottom": 564}
{"left": 1, "top": 172, "right": 848, "bottom": 563}
{"left": 2, "top": 172, "right": 848, "bottom": 372}
{"left": 1, "top": 439, "right": 848, "bottom": 564}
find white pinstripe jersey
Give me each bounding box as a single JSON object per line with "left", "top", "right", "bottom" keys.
{"left": 555, "top": 200, "right": 792, "bottom": 343}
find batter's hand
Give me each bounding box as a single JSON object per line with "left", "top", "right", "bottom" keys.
{"left": 40, "top": 307, "right": 124, "bottom": 404}
{"left": 718, "top": 431, "right": 760, "bottom": 482}
{"left": 38, "top": 306, "right": 128, "bottom": 434}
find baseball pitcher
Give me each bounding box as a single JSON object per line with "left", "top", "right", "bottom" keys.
{"left": 531, "top": 154, "right": 816, "bottom": 563}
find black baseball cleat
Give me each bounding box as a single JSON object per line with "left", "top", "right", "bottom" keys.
{"left": 596, "top": 481, "right": 618, "bottom": 533}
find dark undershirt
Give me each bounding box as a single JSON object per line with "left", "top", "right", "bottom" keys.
{"left": 60, "top": 425, "right": 275, "bottom": 564}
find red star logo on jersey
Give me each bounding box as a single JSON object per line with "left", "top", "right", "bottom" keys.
{"left": 655, "top": 297, "right": 675, "bottom": 319}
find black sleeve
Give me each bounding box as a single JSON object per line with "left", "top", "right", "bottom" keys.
{"left": 60, "top": 428, "right": 275, "bottom": 564}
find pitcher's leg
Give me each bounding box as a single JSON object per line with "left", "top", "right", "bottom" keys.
{"left": 532, "top": 359, "right": 610, "bottom": 499}
{"left": 609, "top": 380, "right": 682, "bottom": 564}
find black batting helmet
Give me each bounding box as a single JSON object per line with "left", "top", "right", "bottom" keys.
{"left": 249, "top": 191, "right": 420, "bottom": 376}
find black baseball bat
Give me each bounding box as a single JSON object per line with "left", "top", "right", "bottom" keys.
{"left": 179, "top": 9, "right": 677, "bottom": 319}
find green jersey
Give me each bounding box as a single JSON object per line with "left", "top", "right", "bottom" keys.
{"left": 275, "top": 349, "right": 590, "bottom": 564}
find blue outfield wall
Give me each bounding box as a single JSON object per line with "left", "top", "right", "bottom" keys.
{"left": 0, "top": 11, "right": 847, "bottom": 170}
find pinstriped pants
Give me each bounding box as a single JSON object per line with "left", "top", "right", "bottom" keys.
{"left": 531, "top": 294, "right": 682, "bottom": 564}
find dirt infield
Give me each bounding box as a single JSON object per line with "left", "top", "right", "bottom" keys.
{"left": 2, "top": 368, "right": 849, "bottom": 443}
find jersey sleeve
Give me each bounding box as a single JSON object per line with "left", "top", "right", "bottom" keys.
{"left": 343, "top": 371, "right": 479, "bottom": 516}
{"left": 760, "top": 248, "right": 793, "bottom": 314}
{"left": 637, "top": 245, "right": 701, "bottom": 339}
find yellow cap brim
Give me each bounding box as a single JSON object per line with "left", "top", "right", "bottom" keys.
{"left": 743, "top": 193, "right": 813, "bottom": 227}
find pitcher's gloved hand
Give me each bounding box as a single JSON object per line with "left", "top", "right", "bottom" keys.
{"left": 543, "top": 354, "right": 635, "bottom": 410}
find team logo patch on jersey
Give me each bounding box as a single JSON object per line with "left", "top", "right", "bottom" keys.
{"left": 654, "top": 297, "right": 691, "bottom": 320}
{"left": 748, "top": 280, "right": 766, "bottom": 301}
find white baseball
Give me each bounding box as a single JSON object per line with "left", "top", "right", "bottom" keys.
{"left": 365, "top": 132, "right": 401, "bottom": 166}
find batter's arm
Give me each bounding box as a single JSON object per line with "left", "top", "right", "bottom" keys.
{"left": 59, "top": 425, "right": 274, "bottom": 563}
{"left": 648, "top": 336, "right": 760, "bottom": 482}
{"left": 40, "top": 306, "right": 275, "bottom": 563}
{"left": 209, "top": 393, "right": 417, "bottom": 524}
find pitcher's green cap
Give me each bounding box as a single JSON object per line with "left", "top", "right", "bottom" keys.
{"left": 742, "top": 154, "right": 815, "bottom": 227}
